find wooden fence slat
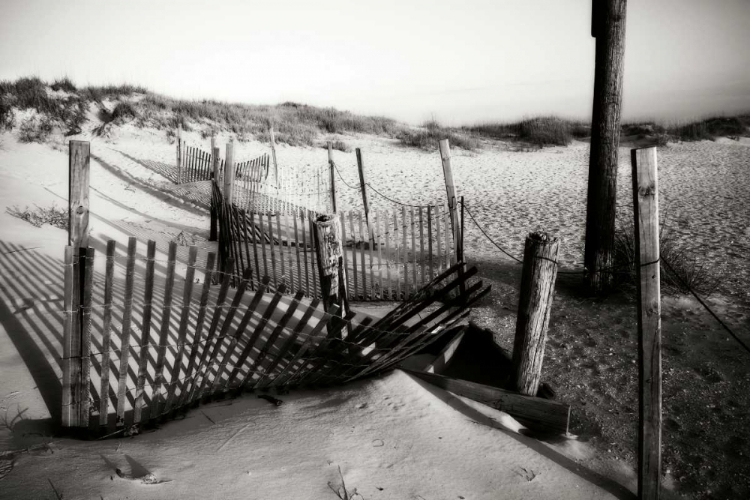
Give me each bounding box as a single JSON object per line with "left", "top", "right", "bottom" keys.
{"left": 151, "top": 241, "right": 178, "bottom": 419}
{"left": 302, "top": 211, "right": 310, "bottom": 296}
{"left": 61, "top": 246, "right": 76, "bottom": 427}
{"left": 359, "top": 212, "right": 366, "bottom": 299}
{"left": 340, "top": 212, "right": 349, "bottom": 300}
{"left": 392, "top": 211, "right": 399, "bottom": 300}
{"left": 240, "top": 209, "right": 253, "bottom": 290}
{"left": 349, "top": 211, "right": 358, "bottom": 299}
{"left": 309, "top": 213, "right": 318, "bottom": 297}
{"left": 402, "top": 206, "right": 409, "bottom": 298}
{"left": 186, "top": 258, "right": 234, "bottom": 405}
{"left": 428, "top": 205, "right": 434, "bottom": 281}
{"left": 115, "top": 237, "right": 137, "bottom": 427}
{"left": 233, "top": 285, "right": 287, "bottom": 389}
{"left": 259, "top": 211, "right": 269, "bottom": 280}
{"left": 164, "top": 246, "right": 198, "bottom": 413}
{"left": 290, "top": 310, "right": 356, "bottom": 386}
{"left": 419, "top": 206, "right": 426, "bottom": 286}
{"left": 79, "top": 247, "right": 94, "bottom": 424}
{"left": 260, "top": 298, "right": 321, "bottom": 389}
{"left": 177, "top": 252, "right": 216, "bottom": 408}
{"left": 231, "top": 206, "right": 245, "bottom": 283}
{"left": 281, "top": 305, "right": 343, "bottom": 387}
{"left": 269, "top": 213, "right": 278, "bottom": 288}
{"left": 384, "top": 210, "right": 392, "bottom": 300}
{"left": 98, "top": 240, "right": 116, "bottom": 426}
{"left": 436, "top": 206, "right": 442, "bottom": 274}
{"left": 277, "top": 212, "right": 286, "bottom": 289}
{"left": 133, "top": 240, "right": 156, "bottom": 424}
{"left": 250, "top": 211, "right": 261, "bottom": 289}
{"left": 376, "top": 210, "right": 383, "bottom": 298}
{"left": 293, "top": 212, "right": 302, "bottom": 295}
{"left": 207, "top": 269, "right": 257, "bottom": 394}
{"left": 411, "top": 206, "right": 418, "bottom": 288}
{"left": 444, "top": 209, "right": 450, "bottom": 269}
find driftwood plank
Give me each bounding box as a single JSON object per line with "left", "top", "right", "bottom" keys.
{"left": 98, "top": 240, "right": 116, "bottom": 426}
{"left": 115, "top": 237, "right": 138, "bottom": 427}
{"left": 133, "top": 240, "right": 156, "bottom": 424}
{"left": 403, "top": 369, "right": 570, "bottom": 434}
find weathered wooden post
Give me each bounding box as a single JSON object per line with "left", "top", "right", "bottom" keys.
{"left": 632, "top": 147, "right": 661, "bottom": 500}
{"left": 63, "top": 140, "right": 90, "bottom": 427}
{"left": 584, "top": 0, "right": 628, "bottom": 293}
{"left": 438, "top": 139, "right": 461, "bottom": 265}
{"left": 209, "top": 146, "right": 221, "bottom": 242}
{"left": 313, "top": 214, "right": 348, "bottom": 337}
{"left": 328, "top": 142, "right": 337, "bottom": 213}
{"left": 223, "top": 140, "right": 235, "bottom": 205}
{"left": 511, "top": 232, "right": 559, "bottom": 397}
{"left": 269, "top": 125, "right": 279, "bottom": 186}
{"left": 176, "top": 124, "right": 183, "bottom": 184}
{"left": 356, "top": 148, "right": 373, "bottom": 240}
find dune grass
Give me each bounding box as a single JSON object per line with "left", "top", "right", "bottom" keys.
{"left": 466, "top": 117, "right": 589, "bottom": 147}
{"left": 398, "top": 118, "right": 480, "bottom": 151}
{"left": 668, "top": 116, "right": 750, "bottom": 142}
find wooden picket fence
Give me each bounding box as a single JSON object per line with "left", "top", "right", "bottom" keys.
{"left": 212, "top": 182, "right": 461, "bottom": 301}
{"left": 61, "top": 237, "right": 487, "bottom": 435}
{"left": 177, "top": 142, "right": 270, "bottom": 187}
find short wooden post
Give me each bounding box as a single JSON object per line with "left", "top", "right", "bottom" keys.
{"left": 313, "top": 214, "right": 348, "bottom": 336}
{"left": 328, "top": 142, "right": 337, "bottom": 213}
{"left": 438, "top": 140, "right": 461, "bottom": 264}
{"left": 511, "top": 232, "right": 559, "bottom": 396}
{"left": 224, "top": 140, "right": 235, "bottom": 205}
{"left": 356, "top": 148, "right": 372, "bottom": 240}
{"left": 69, "top": 141, "right": 90, "bottom": 249}
{"left": 632, "top": 147, "right": 661, "bottom": 500}
{"left": 269, "top": 125, "right": 279, "bottom": 186}
{"left": 176, "top": 124, "right": 183, "bottom": 184}
{"left": 210, "top": 146, "right": 221, "bottom": 242}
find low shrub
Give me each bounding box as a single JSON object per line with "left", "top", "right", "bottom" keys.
{"left": 467, "top": 116, "right": 585, "bottom": 147}
{"left": 50, "top": 77, "right": 77, "bottom": 93}
{"left": 669, "top": 116, "right": 750, "bottom": 142}
{"left": 323, "top": 139, "right": 351, "bottom": 153}
{"left": 6, "top": 204, "right": 68, "bottom": 230}
{"left": 18, "top": 115, "right": 54, "bottom": 143}
{"left": 398, "top": 119, "right": 479, "bottom": 151}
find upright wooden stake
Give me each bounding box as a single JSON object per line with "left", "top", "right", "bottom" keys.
{"left": 584, "top": 0, "right": 628, "bottom": 293}
{"left": 224, "top": 140, "right": 235, "bottom": 205}
{"left": 356, "top": 148, "right": 372, "bottom": 239}
{"left": 511, "top": 232, "right": 559, "bottom": 397}
{"left": 632, "top": 147, "right": 661, "bottom": 500}
{"left": 438, "top": 140, "right": 460, "bottom": 264}
{"left": 210, "top": 146, "right": 221, "bottom": 242}
{"left": 313, "top": 214, "right": 348, "bottom": 331}
{"left": 69, "top": 141, "right": 90, "bottom": 249}
{"left": 328, "top": 142, "right": 337, "bottom": 213}
{"left": 176, "top": 124, "right": 183, "bottom": 184}
{"left": 269, "top": 125, "right": 279, "bottom": 186}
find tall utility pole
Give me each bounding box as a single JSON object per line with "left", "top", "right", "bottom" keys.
{"left": 584, "top": 0, "right": 628, "bottom": 293}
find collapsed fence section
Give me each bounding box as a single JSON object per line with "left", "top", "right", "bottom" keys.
{"left": 61, "top": 237, "right": 487, "bottom": 435}
{"left": 213, "top": 182, "right": 461, "bottom": 301}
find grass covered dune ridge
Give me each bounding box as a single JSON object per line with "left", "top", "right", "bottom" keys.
{"left": 1, "top": 76, "right": 749, "bottom": 149}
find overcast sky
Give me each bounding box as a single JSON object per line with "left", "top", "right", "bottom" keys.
{"left": 1, "top": 0, "right": 749, "bottom": 125}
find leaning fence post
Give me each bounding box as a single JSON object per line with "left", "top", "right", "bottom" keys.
{"left": 328, "top": 142, "right": 337, "bottom": 213}
{"left": 313, "top": 214, "right": 348, "bottom": 336}
{"left": 210, "top": 146, "right": 221, "bottom": 242}
{"left": 176, "top": 124, "right": 183, "bottom": 184}
{"left": 269, "top": 125, "right": 279, "bottom": 186}
{"left": 356, "top": 148, "right": 372, "bottom": 240}
{"left": 224, "top": 140, "right": 235, "bottom": 205}
{"left": 438, "top": 139, "right": 461, "bottom": 265}
{"left": 632, "top": 146, "right": 661, "bottom": 500}
{"left": 511, "top": 232, "right": 559, "bottom": 396}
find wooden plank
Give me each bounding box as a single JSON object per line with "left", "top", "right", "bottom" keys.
{"left": 359, "top": 212, "right": 366, "bottom": 299}
{"left": 241, "top": 209, "right": 253, "bottom": 290}
{"left": 282, "top": 212, "right": 292, "bottom": 292}
{"left": 78, "top": 247, "right": 94, "bottom": 425}
{"left": 402, "top": 206, "right": 409, "bottom": 298}
{"left": 177, "top": 252, "right": 216, "bottom": 408}
{"left": 309, "top": 213, "right": 318, "bottom": 297}
{"left": 301, "top": 211, "right": 310, "bottom": 296}
{"left": 232, "top": 206, "right": 245, "bottom": 283}
{"left": 269, "top": 213, "right": 278, "bottom": 288}
{"left": 436, "top": 205, "right": 442, "bottom": 274}
{"left": 422, "top": 329, "right": 466, "bottom": 374}
{"left": 224, "top": 140, "right": 235, "bottom": 204}
{"left": 164, "top": 246, "right": 198, "bottom": 413}
{"left": 419, "top": 206, "right": 426, "bottom": 285}
{"left": 349, "top": 211, "right": 358, "bottom": 299}
{"left": 61, "top": 247, "right": 77, "bottom": 427}
{"left": 260, "top": 298, "right": 321, "bottom": 389}
{"left": 632, "top": 146, "right": 662, "bottom": 500}
{"left": 439, "top": 140, "right": 460, "bottom": 265}
{"left": 393, "top": 211, "right": 400, "bottom": 300}
{"left": 376, "top": 210, "right": 383, "bottom": 298}
{"left": 428, "top": 205, "right": 434, "bottom": 281}
{"left": 444, "top": 209, "right": 451, "bottom": 269}
{"left": 205, "top": 269, "right": 258, "bottom": 394}
{"left": 411, "top": 206, "right": 417, "bottom": 289}
{"left": 151, "top": 241, "right": 178, "bottom": 418}
{"left": 403, "top": 369, "right": 570, "bottom": 435}
{"left": 98, "top": 240, "right": 116, "bottom": 426}
{"left": 250, "top": 211, "right": 261, "bottom": 288}
{"left": 259, "top": 210, "right": 269, "bottom": 279}
{"left": 340, "top": 211, "right": 349, "bottom": 300}
{"left": 384, "top": 209, "right": 391, "bottom": 300}
{"left": 115, "top": 237, "right": 137, "bottom": 427}
{"left": 246, "top": 291, "right": 306, "bottom": 390}
{"left": 293, "top": 212, "right": 302, "bottom": 295}
{"left": 328, "top": 143, "right": 337, "bottom": 212}
{"left": 133, "top": 240, "right": 156, "bottom": 424}
{"left": 356, "top": 148, "right": 371, "bottom": 237}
